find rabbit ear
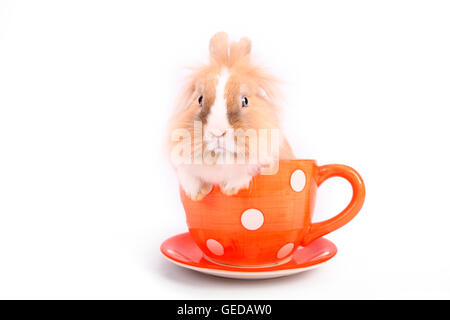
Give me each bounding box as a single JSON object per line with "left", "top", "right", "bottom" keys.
{"left": 209, "top": 32, "right": 229, "bottom": 65}
{"left": 229, "top": 37, "right": 251, "bottom": 65}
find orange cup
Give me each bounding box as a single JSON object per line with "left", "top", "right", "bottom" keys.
{"left": 180, "top": 160, "right": 365, "bottom": 267}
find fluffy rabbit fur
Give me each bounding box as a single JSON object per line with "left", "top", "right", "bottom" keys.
{"left": 167, "top": 32, "right": 294, "bottom": 200}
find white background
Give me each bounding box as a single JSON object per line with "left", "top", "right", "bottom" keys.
{"left": 1, "top": 0, "right": 449, "bottom": 299}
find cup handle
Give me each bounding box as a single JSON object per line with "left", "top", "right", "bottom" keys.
{"left": 302, "top": 164, "right": 366, "bottom": 245}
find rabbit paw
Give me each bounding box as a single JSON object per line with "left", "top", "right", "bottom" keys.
{"left": 178, "top": 170, "right": 212, "bottom": 201}
{"left": 220, "top": 175, "right": 252, "bottom": 196}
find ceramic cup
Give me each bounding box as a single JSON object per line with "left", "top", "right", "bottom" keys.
{"left": 180, "top": 160, "right": 365, "bottom": 267}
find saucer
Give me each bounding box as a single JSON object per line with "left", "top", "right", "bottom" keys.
{"left": 160, "top": 233, "right": 337, "bottom": 279}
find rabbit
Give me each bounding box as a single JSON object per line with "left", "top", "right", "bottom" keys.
{"left": 167, "top": 32, "right": 294, "bottom": 201}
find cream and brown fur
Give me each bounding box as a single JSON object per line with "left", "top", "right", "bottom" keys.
{"left": 167, "top": 32, "right": 294, "bottom": 200}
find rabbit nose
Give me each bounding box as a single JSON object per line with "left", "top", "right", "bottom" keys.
{"left": 210, "top": 129, "right": 226, "bottom": 138}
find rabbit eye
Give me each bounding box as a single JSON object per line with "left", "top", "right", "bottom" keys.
{"left": 198, "top": 95, "right": 203, "bottom": 107}
{"left": 241, "top": 96, "right": 249, "bottom": 108}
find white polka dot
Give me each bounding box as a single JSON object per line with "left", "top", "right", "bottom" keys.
{"left": 277, "top": 243, "right": 294, "bottom": 259}
{"left": 241, "top": 208, "right": 264, "bottom": 230}
{"left": 206, "top": 239, "right": 224, "bottom": 256}
{"left": 290, "top": 169, "right": 306, "bottom": 192}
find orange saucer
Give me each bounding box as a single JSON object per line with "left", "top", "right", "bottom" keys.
{"left": 160, "top": 233, "right": 337, "bottom": 279}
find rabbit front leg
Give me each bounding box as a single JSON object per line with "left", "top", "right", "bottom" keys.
{"left": 177, "top": 167, "right": 212, "bottom": 201}
{"left": 220, "top": 173, "right": 253, "bottom": 196}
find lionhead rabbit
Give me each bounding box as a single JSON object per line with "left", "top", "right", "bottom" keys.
{"left": 167, "top": 32, "right": 294, "bottom": 200}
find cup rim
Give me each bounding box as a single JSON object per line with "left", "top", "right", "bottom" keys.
{"left": 277, "top": 159, "right": 317, "bottom": 164}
